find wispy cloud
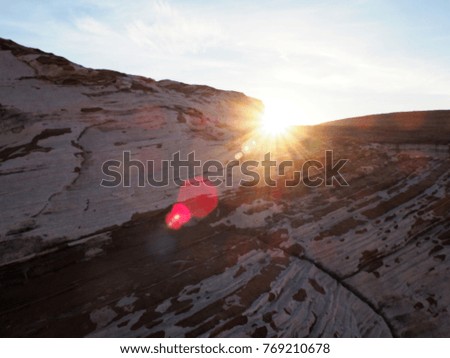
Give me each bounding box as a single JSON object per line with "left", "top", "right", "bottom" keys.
{"left": 75, "top": 17, "right": 113, "bottom": 36}
{"left": 126, "top": 0, "right": 222, "bottom": 55}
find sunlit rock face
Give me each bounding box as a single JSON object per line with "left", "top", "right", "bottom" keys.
{"left": 1, "top": 39, "right": 449, "bottom": 338}
{"left": 0, "top": 38, "right": 262, "bottom": 265}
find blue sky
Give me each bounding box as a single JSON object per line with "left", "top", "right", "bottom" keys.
{"left": 1, "top": 0, "right": 450, "bottom": 124}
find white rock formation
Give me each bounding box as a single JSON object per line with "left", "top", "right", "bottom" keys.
{"left": 0, "top": 38, "right": 262, "bottom": 265}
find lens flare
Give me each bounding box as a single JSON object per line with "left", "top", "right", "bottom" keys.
{"left": 165, "top": 203, "right": 191, "bottom": 230}
{"left": 166, "top": 177, "right": 218, "bottom": 230}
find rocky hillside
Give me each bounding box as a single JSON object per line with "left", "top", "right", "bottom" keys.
{"left": 0, "top": 39, "right": 449, "bottom": 338}
{"left": 0, "top": 38, "right": 262, "bottom": 266}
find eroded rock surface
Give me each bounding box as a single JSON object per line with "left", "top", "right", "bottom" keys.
{"left": 0, "top": 38, "right": 449, "bottom": 337}
{"left": 0, "top": 38, "right": 262, "bottom": 265}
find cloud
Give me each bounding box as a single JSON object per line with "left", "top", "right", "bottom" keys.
{"left": 75, "top": 17, "right": 114, "bottom": 37}
{"left": 126, "top": 0, "right": 223, "bottom": 55}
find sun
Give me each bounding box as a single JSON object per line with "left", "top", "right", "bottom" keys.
{"left": 261, "top": 116, "right": 289, "bottom": 136}
{"left": 234, "top": 98, "right": 304, "bottom": 160}
{"left": 259, "top": 100, "right": 298, "bottom": 137}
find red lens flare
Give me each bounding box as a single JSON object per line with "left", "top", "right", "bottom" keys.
{"left": 165, "top": 203, "right": 191, "bottom": 230}
{"left": 165, "top": 177, "right": 218, "bottom": 230}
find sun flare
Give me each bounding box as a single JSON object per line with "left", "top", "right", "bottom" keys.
{"left": 260, "top": 115, "right": 289, "bottom": 136}
{"left": 235, "top": 99, "right": 305, "bottom": 160}
{"left": 259, "top": 100, "right": 299, "bottom": 137}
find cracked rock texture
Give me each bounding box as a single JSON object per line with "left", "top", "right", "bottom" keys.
{"left": 0, "top": 38, "right": 449, "bottom": 337}
{"left": 0, "top": 38, "right": 261, "bottom": 266}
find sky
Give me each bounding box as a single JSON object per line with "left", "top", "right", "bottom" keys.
{"left": 1, "top": 0, "right": 450, "bottom": 124}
